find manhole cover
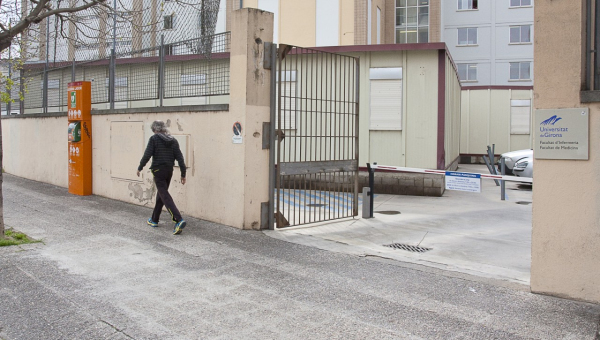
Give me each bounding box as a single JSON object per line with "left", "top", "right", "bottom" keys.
{"left": 375, "top": 211, "right": 401, "bottom": 215}
{"left": 516, "top": 201, "right": 532, "bottom": 205}
{"left": 383, "top": 243, "right": 431, "bottom": 253}
{"left": 307, "top": 203, "right": 327, "bottom": 208}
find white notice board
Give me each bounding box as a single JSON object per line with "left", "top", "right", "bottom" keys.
{"left": 445, "top": 172, "right": 481, "bottom": 193}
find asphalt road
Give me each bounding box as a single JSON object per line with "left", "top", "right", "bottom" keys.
{"left": 0, "top": 174, "right": 598, "bottom": 339}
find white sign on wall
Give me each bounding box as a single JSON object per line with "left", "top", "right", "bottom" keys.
{"left": 535, "top": 108, "right": 589, "bottom": 160}
{"left": 445, "top": 172, "right": 481, "bottom": 193}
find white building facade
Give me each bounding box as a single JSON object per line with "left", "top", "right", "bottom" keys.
{"left": 442, "top": 0, "right": 534, "bottom": 86}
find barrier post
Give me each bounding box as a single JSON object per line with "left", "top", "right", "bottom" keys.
{"left": 367, "top": 163, "right": 375, "bottom": 218}
{"left": 501, "top": 158, "right": 506, "bottom": 200}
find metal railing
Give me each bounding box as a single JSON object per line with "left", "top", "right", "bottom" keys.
{"left": 10, "top": 32, "right": 230, "bottom": 113}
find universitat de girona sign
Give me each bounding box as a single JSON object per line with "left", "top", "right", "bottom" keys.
{"left": 538, "top": 115, "right": 578, "bottom": 151}
{"left": 535, "top": 108, "right": 589, "bottom": 160}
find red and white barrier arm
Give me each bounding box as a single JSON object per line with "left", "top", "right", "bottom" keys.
{"left": 370, "top": 164, "right": 533, "bottom": 184}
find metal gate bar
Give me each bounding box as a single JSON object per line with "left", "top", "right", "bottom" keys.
{"left": 274, "top": 45, "right": 359, "bottom": 228}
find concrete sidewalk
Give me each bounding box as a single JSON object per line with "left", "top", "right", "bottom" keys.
{"left": 1, "top": 173, "right": 598, "bottom": 339}
{"left": 267, "top": 164, "right": 533, "bottom": 285}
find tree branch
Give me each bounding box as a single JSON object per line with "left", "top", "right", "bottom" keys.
{"left": 0, "top": 0, "right": 107, "bottom": 53}
{"left": 34, "top": 0, "right": 108, "bottom": 23}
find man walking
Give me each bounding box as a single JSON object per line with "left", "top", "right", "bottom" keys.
{"left": 137, "top": 120, "right": 187, "bottom": 235}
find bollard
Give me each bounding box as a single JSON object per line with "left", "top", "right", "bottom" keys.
{"left": 365, "top": 163, "right": 375, "bottom": 218}
{"left": 501, "top": 158, "right": 507, "bottom": 201}
{"left": 362, "top": 187, "right": 372, "bottom": 218}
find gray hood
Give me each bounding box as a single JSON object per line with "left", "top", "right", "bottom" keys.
{"left": 157, "top": 133, "right": 174, "bottom": 146}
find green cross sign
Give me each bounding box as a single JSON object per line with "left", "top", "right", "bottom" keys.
{"left": 70, "top": 91, "right": 76, "bottom": 107}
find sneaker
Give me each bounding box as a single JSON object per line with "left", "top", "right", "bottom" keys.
{"left": 147, "top": 218, "right": 158, "bottom": 227}
{"left": 173, "top": 220, "right": 186, "bottom": 235}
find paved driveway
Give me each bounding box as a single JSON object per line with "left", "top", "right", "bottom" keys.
{"left": 267, "top": 165, "right": 533, "bottom": 284}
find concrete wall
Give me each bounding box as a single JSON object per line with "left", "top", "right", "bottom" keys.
{"left": 460, "top": 88, "right": 533, "bottom": 156}
{"left": 236, "top": 0, "right": 355, "bottom": 47}
{"left": 404, "top": 50, "right": 439, "bottom": 169}
{"left": 3, "top": 116, "right": 68, "bottom": 187}
{"left": 444, "top": 53, "right": 461, "bottom": 168}
{"left": 531, "top": 0, "right": 600, "bottom": 303}
{"left": 340, "top": 0, "right": 355, "bottom": 46}
{"left": 3, "top": 8, "right": 274, "bottom": 231}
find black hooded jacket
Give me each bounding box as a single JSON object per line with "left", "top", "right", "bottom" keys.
{"left": 138, "top": 133, "right": 186, "bottom": 177}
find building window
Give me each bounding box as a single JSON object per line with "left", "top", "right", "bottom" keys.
{"left": 458, "top": 0, "right": 478, "bottom": 10}
{"left": 395, "top": 0, "right": 429, "bottom": 44}
{"left": 457, "top": 63, "right": 477, "bottom": 82}
{"left": 370, "top": 68, "right": 403, "bottom": 130}
{"left": 164, "top": 15, "right": 174, "bottom": 29}
{"left": 510, "top": 0, "right": 531, "bottom": 7}
{"left": 510, "top": 62, "right": 531, "bottom": 80}
{"left": 510, "top": 25, "right": 531, "bottom": 43}
{"left": 457, "top": 27, "right": 477, "bottom": 45}
{"left": 585, "top": 0, "right": 598, "bottom": 91}
{"left": 165, "top": 44, "right": 174, "bottom": 55}
{"left": 104, "top": 77, "right": 128, "bottom": 88}
{"left": 510, "top": 99, "right": 531, "bottom": 134}
{"left": 181, "top": 74, "right": 207, "bottom": 86}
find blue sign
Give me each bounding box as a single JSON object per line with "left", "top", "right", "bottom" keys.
{"left": 445, "top": 172, "right": 481, "bottom": 193}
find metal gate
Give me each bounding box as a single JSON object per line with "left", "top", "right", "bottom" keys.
{"left": 271, "top": 44, "right": 359, "bottom": 229}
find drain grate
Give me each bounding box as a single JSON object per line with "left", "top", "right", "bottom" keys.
{"left": 383, "top": 243, "right": 432, "bottom": 253}
{"left": 375, "top": 211, "right": 401, "bottom": 215}
{"left": 516, "top": 201, "right": 531, "bottom": 205}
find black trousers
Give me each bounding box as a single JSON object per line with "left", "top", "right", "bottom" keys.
{"left": 151, "top": 167, "right": 183, "bottom": 223}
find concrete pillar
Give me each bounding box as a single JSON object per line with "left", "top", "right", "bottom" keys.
{"left": 532, "top": 0, "right": 600, "bottom": 303}
{"left": 228, "top": 8, "right": 274, "bottom": 229}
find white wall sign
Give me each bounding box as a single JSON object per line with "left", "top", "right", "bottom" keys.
{"left": 445, "top": 172, "right": 481, "bottom": 193}
{"left": 535, "top": 108, "right": 589, "bottom": 160}
{"left": 232, "top": 121, "right": 242, "bottom": 144}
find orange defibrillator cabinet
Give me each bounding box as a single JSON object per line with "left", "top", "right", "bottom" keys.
{"left": 67, "top": 81, "right": 92, "bottom": 196}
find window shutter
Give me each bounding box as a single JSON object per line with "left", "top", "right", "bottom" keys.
{"left": 370, "top": 79, "right": 402, "bottom": 130}
{"left": 510, "top": 100, "right": 531, "bottom": 134}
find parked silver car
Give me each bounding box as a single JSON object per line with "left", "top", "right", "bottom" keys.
{"left": 498, "top": 149, "right": 533, "bottom": 175}
{"left": 513, "top": 157, "right": 533, "bottom": 178}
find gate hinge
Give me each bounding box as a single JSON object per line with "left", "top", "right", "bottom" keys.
{"left": 263, "top": 42, "right": 275, "bottom": 70}
{"left": 262, "top": 122, "right": 270, "bottom": 149}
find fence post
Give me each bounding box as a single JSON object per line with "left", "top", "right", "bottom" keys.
{"left": 159, "top": 34, "right": 165, "bottom": 107}
{"left": 109, "top": 48, "right": 115, "bottom": 109}
{"left": 7, "top": 61, "right": 11, "bottom": 114}
{"left": 72, "top": 59, "right": 76, "bottom": 82}
{"left": 43, "top": 17, "right": 49, "bottom": 114}
{"left": 43, "top": 65, "right": 48, "bottom": 114}
{"left": 19, "top": 69, "right": 24, "bottom": 114}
